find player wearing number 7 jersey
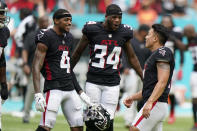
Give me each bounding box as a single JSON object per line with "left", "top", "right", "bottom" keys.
{"left": 32, "top": 9, "right": 92, "bottom": 131}
{"left": 71, "top": 4, "right": 143, "bottom": 131}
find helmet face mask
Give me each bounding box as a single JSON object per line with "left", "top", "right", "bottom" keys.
{"left": 84, "top": 105, "right": 110, "bottom": 131}
{"left": 0, "top": 1, "right": 10, "bottom": 28}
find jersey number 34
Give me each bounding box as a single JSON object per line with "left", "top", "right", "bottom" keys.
{"left": 92, "top": 45, "right": 121, "bottom": 69}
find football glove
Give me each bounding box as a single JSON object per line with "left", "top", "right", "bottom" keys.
{"left": 79, "top": 92, "right": 93, "bottom": 106}
{"left": 1, "top": 82, "right": 8, "bottom": 100}
{"left": 34, "top": 93, "right": 46, "bottom": 112}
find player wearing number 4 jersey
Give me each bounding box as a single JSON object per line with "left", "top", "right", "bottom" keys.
{"left": 33, "top": 9, "right": 92, "bottom": 131}
{"left": 71, "top": 4, "right": 143, "bottom": 131}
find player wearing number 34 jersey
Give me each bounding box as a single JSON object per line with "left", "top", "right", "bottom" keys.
{"left": 72, "top": 4, "right": 143, "bottom": 131}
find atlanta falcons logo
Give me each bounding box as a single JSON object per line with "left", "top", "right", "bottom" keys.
{"left": 37, "top": 30, "right": 44, "bottom": 40}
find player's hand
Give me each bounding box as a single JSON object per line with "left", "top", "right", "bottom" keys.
{"left": 177, "top": 69, "right": 183, "bottom": 80}
{"left": 34, "top": 93, "right": 46, "bottom": 112}
{"left": 79, "top": 92, "right": 93, "bottom": 106}
{"left": 123, "top": 96, "right": 133, "bottom": 108}
{"left": 1, "top": 82, "right": 8, "bottom": 100}
{"left": 142, "top": 101, "right": 152, "bottom": 119}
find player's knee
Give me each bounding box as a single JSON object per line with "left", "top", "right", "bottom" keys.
{"left": 129, "top": 126, "right": 139, "bottom": 131}
{"left": 36, "top": 126, "right": 49, "bottom": 131}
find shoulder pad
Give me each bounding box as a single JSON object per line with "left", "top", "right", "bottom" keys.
{"left": 119, "top": 24, "right": 133, "bottom": 41}
{"left": 82, "top": 21, "right": 101, "bottom": 36}
{"left": 123, "top": 24, "right": 133, "bottom": 30}
{"left": 155, "top": 47, "right": 172, "bottom": 62}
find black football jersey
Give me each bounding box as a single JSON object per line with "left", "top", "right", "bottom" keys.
{"left": 82, "top": 21, "right": 133, "bottom": 86}
{"left": 35, "top": 29, "right": 74, "bottom": 93}
{"left": 0, "top": 26, "right": 10, "bottom": 48}
{"left": 142, "top": 47, "right": 175, "bottom": 104}
{"left": 187, "top": 36, "right": 197, "bottom": 71}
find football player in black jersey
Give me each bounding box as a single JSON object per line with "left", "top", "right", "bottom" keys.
{"left": 0, "top": 0, "right": 10, "bottom": 130}
{"left": 32, "top": 9, "right": 92, "bottom": 131}
{"left": 174, "top": 25, "right": 197, "bottom": 130}
{"left": 71, "top": 4, "right": 143, "bottom": 131}
{"left": 121, "top": 24, "right": 151, "bottom": 127}
{"left": 124, "top": 24, "right": 175, "bottom": 131}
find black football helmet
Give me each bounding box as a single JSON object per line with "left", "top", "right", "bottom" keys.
{"left": 84, "top": 105, "right": 110, "bottom": 131}
{"left": 0, "top": 0, "right": 10, "bottom": 28}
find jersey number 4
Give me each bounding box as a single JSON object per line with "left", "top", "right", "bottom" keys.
{"left": 60, "top": 51, "right": 70, "bottom": 73}
{"left": 92, "top": 45, "right": 121, "bottom": 69}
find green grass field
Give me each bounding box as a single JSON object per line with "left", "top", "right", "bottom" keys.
{"left": 1, "top": 114, "right": 194, "bottom": 131}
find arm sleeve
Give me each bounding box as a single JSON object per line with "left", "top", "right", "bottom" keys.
{"left": 71, "top": 69, "right": 82, "bottom": 94}
{"left": 70, "top": 58, "right": 82, "bottom": 94}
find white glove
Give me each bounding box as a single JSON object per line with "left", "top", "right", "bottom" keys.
{"left": 79, "top": 92, "right": 93, "bottom": 106}
{"left": 34, "top": 93, "right": 46, "bottom": 112}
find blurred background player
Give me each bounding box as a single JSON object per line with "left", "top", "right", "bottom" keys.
{"left": 121, "top": 24, "right": 151, "bottom": 127}
{"left": 9, "top": 8, "right": 37, "bottom": 111}
{"left": 0, "top": 0, "right": 10, "bottom": 130}
{"left": 160, "top": 14, "right": 185, "bottom": 124}
{"left": 174, "top": 24, "right": 197, "bottom": 131}
{"left": 32, "top": 9, "right": 92, "bottom": 131}
{"left": 124, "top": 24, "right": 174, "bottom": 131}
{"left": 71, "top": 4, "right": 143, "bottom": 131}
{"left": 22, "top": 15, "right": 49, "bottom": 123}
